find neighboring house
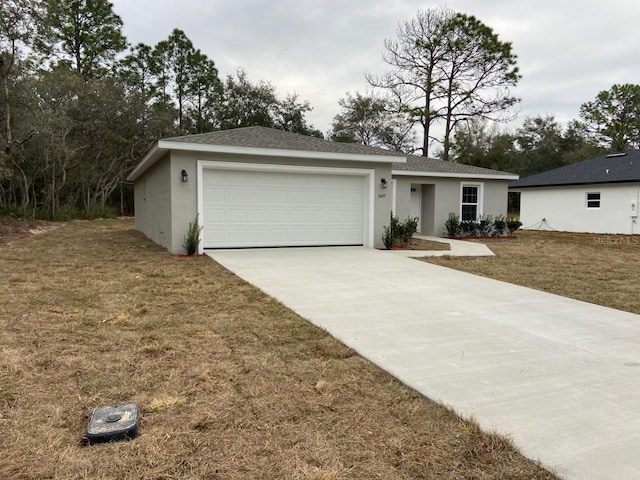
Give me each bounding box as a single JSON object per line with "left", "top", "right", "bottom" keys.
{"left": 509, "top": 149, "right": 640, "bottom": 235}
{"left": 128, "top": 126, "right": 517, "bottom": 253}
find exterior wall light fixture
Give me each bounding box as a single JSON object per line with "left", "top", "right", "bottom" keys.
{"left": 181, "top": 169, "right": 188, "bottom": 183}
{"left": 380, "top": 178, "right": 388, "bottom": 189}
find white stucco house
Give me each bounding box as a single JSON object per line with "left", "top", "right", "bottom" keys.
{"left": 127, "top": 126, "right": 517, "bottom": 253}
{"left": 509, "top": 149, "right": 640, "bottom": 235}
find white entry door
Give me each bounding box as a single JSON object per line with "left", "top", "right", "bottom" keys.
{"left": 202, "top": 168, "right": 366, "bottom": 248}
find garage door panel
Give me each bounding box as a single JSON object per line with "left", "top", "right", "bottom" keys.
{"left": 203, "top": 169, "right": 366, "bottom": 248}
{"left": 204, "top": 188, "right": 225, "bottom": 203}
{"left": 285, "top": 229, "right": 309, "bottom": 242}
{"left": 307, "top": 191, "right": 326, "bottom": 204}
{"left": 247, "top": 209, "right": 269, "bottom": 223}
{"left": 245, "top": 173, "right": 269, "bottom": 186}
{"left": 245, "top": 188, "right": 269, "bottom": 203}
{"left": 307, "top": 211, "right": 328, "bottom": 224}
{"left": 224, "top": 208, "right": 249, "bottom": 223}
{"left": 226, "top": 188, "right": 247, "bottom": 202}
{"left": 269, "top": 190, "right": 288, "bottom": 203}
{"left": 267, "top": 229, "right": 288, "bottom": 242}
{"left": 204, "top": 207, "right": 225, "bottom": 221}
{"left": 287, "top": 190, "right": 307, "bottom": 204}
{"left": 287, "top": 209, "right": 310, "bottom": 223}
{"left": 267, "top": 209, "right": 288, "bottom": 223}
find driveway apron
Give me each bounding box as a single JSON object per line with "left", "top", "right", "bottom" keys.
{"left": 206, "top": 246, "right": 640, "bottom": 480}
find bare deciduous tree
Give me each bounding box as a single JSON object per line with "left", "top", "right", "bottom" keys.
{"left": 368, "top": 7, "right": 520, "bottom": 160}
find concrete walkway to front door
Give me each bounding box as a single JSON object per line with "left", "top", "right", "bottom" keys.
{"left": 393, "top": 235, "right": 495, "bottom": 257}
{"left": 206, "top": 247, "right": 640, "bottom": 480}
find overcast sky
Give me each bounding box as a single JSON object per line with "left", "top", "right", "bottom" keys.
{"left": 110, "top": 0, "right": 640, "bottom": 139}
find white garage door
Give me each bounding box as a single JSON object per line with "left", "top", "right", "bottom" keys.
{"left": 202, "top": 168, "right": 366, "bottom": 248}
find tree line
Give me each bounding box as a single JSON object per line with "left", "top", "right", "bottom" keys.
{"left": 0, "top": 0, "right": 321, "bottom": 219}
{"left": 2, "top": 2, "right": 639, "bottom": 219}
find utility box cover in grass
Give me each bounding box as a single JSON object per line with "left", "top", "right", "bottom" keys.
{"left": 86, "top": 402, "right": 139, "bottom": 444}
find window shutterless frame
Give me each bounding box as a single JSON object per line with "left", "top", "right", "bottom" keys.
{"left": 586, "top": 192, "right": 601, "bottom": 209}
{"left": 460, "top": 182, "right": 484, "bottom": 221}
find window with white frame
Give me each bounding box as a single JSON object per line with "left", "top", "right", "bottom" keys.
{"left": 461, "top": 183, "right": 483, "bottom": 221}
{"left": 586, "top": 192, "right": 600, "bottom": 209}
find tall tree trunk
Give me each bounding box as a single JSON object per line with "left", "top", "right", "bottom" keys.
{"left": 2, "top": 49, "right": 13, "bottom": 159}
{"left": 422, "top": 96, "right": 430, "bottom": 157}
{"left": 443, "top": 75, "right": 454, "bottom": 162}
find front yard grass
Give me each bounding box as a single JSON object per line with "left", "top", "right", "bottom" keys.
{"left": 0, "top": 218, "right": 555, "bottom": 479}
{"left": 423, "top": 230, "right": 640, "bottom": 315}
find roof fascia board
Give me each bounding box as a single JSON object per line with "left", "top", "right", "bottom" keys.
{"left": 127, "top": 142, "right": 165, "bottom": 181}
{"left": 158, "top": 140, "right": 406, "bottom": 164}
{"left": 392, "top": 170, "right": 519, "bottom": 180}
{"left": 510, "top": 180, "right": 640, "bottom": 189}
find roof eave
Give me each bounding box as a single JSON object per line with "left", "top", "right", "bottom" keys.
{"left": 158, "top": 140, "right": 406, "bottom": 164}
{"left": 127, "top": 142, "right": 165, "bottom": 182}
{"left": 510, "top": 179, "right": 640, "bottom": 189}
{"left": 392, "top": 170, "right": 519, "bottom": 180}
{"left": 127, "top": 141, "right": 406, "bottom": 181}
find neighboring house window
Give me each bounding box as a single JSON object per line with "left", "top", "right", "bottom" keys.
{"left": 460, "top": 183, "right": 483, "bottom": 221}
{"left": 586, "top": 192, "right": 601, "bottom": 209}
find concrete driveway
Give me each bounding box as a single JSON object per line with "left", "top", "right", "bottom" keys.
{"left": 206, "top": 247, "right": 640, "bottom": 480}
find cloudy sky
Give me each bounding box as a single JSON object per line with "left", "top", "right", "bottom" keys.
{"left": 110, "top": 0, "right": 640, "bottom": 138}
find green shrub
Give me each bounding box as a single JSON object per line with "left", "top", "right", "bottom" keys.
{"left": 446, "top": 213, "right": 513, "bottom": 238}
{"left": 493, "top": 215, "right": 507, "bottom": 236}
{"left": 182, "top": 214, "right": 203, "bottom": 255}
{"left": 460, "top": 219, "right": 479, "bottom": 236}
{"left": 478, "top": 215, "right": 493, "bottom": 237}
{"left": 397, "top": 216, "right": 419, "bottom": 246}
{"left": 0, "top": 204, "right": 120, "bottom": 221}
{"left": 56, "top": 205, "right": 93, "bottom": 220}
{"left": 389, "top": 214, "right": 400, "bottom": 239}
{"left": 444, "top": 213, "right": 460, "bottom": 238}
{"left": 507, "top": 218, "right": 522, "bottom": 235}
{"left": 382, "top": 224, "right": 394, "bottom": 249}
{"left": 382, "top": 214, "right": 420, "bottom": 248}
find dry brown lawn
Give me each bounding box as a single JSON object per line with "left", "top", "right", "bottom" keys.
{"left": 0, "top": 217, "right": 56, "bottom": 243}
{"left": 0, "top": 218, "right": 555, "bottom": 479}
{"left": 424, "top": 230, "right": 640, "bottom": 315}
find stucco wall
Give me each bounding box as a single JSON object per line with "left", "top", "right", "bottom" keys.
{"left": 165, "top": 150, "right": 393, "bottom": 252}
{"left": 393, "top": 176, "right": 510, "bottom": 236}
{"left": 134, "top": 154, "right": 172, "bottom": 250}
{"left": 483, "top": 180, "right": 510, "bottom": 221}
{"left": 169, "top": 152, "right": 199, "bottom": 253}
{"left": 515, "top": 183, "right": 640, "bottom": 234}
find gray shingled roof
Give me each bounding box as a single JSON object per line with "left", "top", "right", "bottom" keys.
{"left": 393, "top": 155, "right": 516, "bottom": 177}
{"left": 129, "top": 126, "right": 518, "bottom": 182}
{"left": 164, "top": 126, "right": 406, "bottom": 158}
{"left": 165, "top": 126, "right": 516, "bottom": 176}
{"left": 509, "top": 150, "right": 640, "bottom": 188}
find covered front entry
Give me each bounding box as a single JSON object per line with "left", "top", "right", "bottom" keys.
{"left": 200, "top": 163, "right": 372, "bottom": 248}
{"left": 410, "top": 184, "right": 422, "bottom": 232}
{"left": 405, "top": 182, "right": 435, "bottom": 235}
